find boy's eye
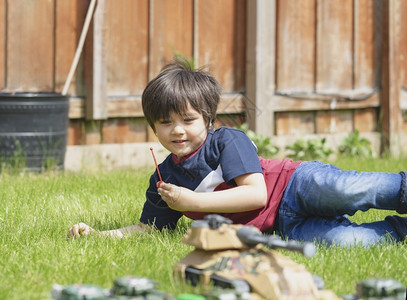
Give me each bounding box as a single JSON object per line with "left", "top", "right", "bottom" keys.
{"left": 159, "top": 120, "right": 171, "bottom": 124}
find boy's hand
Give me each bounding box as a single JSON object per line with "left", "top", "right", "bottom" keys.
{"left": 158, "top": 182, "right": 193, "bottom": 211}
{"left": 67, "top": 222, "right": 96, "bottom": 239}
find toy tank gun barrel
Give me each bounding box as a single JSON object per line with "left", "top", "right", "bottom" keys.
{"left": 236, "top": 226, "right": 316, "bottom": 257}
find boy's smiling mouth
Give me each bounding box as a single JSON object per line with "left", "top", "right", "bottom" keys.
{"left": 173, "top": 140, "right": 187, "bottom": 144}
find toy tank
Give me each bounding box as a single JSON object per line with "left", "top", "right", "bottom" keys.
{"left": 174, "top": 215, "right": 340, "bottom": 300}
{"left": 51, "top": 276, "right": 176, "bottom": 300}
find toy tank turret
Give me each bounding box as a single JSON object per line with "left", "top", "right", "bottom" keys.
{"left": 174, "top": 215, "right": 340, "bottom": 300}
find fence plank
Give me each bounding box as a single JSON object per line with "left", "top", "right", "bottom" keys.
{"left": 354, "top": 0, "right": 375, "bottom": 90}
{"left": 381, "top": 0, "right": 402, "bottom": 155}
{"left": 0, "top": 0, "right": 4, "bottom": 89}
{"left": 7, "top": 0, "right": 54, "bottom": 91}
{"left": 105, "top": 0, "right": 149, "bottom": 95}
{"left": 316, "top": 111, "right": 353, "bottom": 134}
{"left": 400, "top": 0, "right": 407, "bottom": 88}
{"left": 275, "top": 112, "right": 315, "bottom": 136}
{"left": 276, "top": 0, "right": 315, "bottom": 92}
{"left": 354, "top": 108, "right": 378, "bottom": 132}
{"left": 271, "top": 93, "right": 379, "bottom": 111}
{"left": 102, "top": 119, "right": 147, "bottom": 143}
{"left": 246, "top": 0, "right": 276, "bottom": 136}
{"left": 149, "top": 0, "right": 193, "bottom": 79}
{"left": 70, "top": 94, "right": 245, "bottom": 119}
{"left": 84, "top": 0, "right": 107, "bottom": 120}
{"left": 195, "top": 0, "right": 246, "bottom": 92}
{"left": 316, "top": 0, "right": 353, "bottom": 92}
{"left": 55, "top": 0, "right": 88, "bottom": 95}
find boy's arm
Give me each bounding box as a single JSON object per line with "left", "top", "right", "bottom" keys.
{"left": 67, "top": 222, "right": 150, "bottom": 239}
{"left": 157, "top": 172, "right": 268, "bottom": 213}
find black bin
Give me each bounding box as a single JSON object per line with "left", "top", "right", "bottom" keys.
{"left": 0, "top": 92, "right": 69, "bottom": 172}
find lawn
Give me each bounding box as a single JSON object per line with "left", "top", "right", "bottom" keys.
{"left": 0, "top": 157, "right": 406, "bottom": 299}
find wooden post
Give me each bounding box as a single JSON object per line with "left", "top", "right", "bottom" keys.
{"left": 245, "top": 0, "right": 276, "bottom": 136}
{"left": 0, "top": 0, "right": 5, "bottom": 89}
{"left": 381, "top": 0, "right": 402, "bottom": 156}
{"left": 84, "top": 0, "right": 107, "bottom": 121}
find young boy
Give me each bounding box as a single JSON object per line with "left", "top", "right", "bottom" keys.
{"left": 68, "top": 57, "right": 407, "bottom": 246}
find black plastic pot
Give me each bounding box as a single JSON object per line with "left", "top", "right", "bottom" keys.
{"left": 0, "top": 92, "right": 69, "bottom": 172}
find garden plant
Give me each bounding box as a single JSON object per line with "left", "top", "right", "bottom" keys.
{"left": 0, "top": 157, "right": 406, "bottom": 299}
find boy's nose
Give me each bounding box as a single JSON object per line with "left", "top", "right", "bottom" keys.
{"left": 172, "top": 124, "right": 185, "bottom": 135}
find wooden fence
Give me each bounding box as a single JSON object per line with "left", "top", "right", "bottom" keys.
{"left": 1, "top": 0, "right": 406, "bottom": 157}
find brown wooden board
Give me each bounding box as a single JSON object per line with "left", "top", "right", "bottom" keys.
{"left": 83, "top": 120, "right": 102, "bottom": 145}
{"left": 55, "top": 0, "right": 88, "bottom": 95}
{"left": 69, "top": 93, "right": 245, "bottom": 119}
{"left": 68, "top": 120, "right": 84, "bottom": 146}
{"left": 195, "top": 0, "right": 246, "bottom": 92}
{"left": 7, "top": 0, "right": 54, "bottom": 91}
{"left": 315, "top": 110, "right": 353, "bottom": 134}
{"left": 276, "top": 0, "right": 315, "bottom": 92}
{"left": 102, "top": 118, "right": 147, "bottom": 143}
{"left": 354, "top": 0, "right": 375, "bottom": 90}
{"left": 275, "top": 112, "right": 315, "bottom": 136}
{"left": 215, "top": 114, "right": 245, "bottom": 128}
{"left": 232, "top": 0, "right": 246, "bottom": 92}
{"left": 149, "top": 0, "right": 193, "bottom": 79}
{"left": 354, "top": 108, "right": 378, "bottom": 133}
{"left": 105, "top": 0, "right": 149, "bottom": 95}
{"left": 400, "top": 0, "right": 407, "bottom": 89}
{"left": 316, "top": 0, "right": 353, "bottom": 92}
{"left": 84, "top": 0, "right": 107, "bottom": 120}
{"left": 381, "top": 0, "right": 402, "bottom": 154}
{"left": 0, "top": 0, "right": 5, "bottom": 89}
{"left": 270, "top": 92, "right": 380, "bottom": 111}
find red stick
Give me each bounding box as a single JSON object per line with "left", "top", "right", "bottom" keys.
{"left": 150, "top": 147, "right": 163, "bottom": 187}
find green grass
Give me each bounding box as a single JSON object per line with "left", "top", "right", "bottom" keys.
{"left": 1, "top": 157, "right": 407, "bottom": 299}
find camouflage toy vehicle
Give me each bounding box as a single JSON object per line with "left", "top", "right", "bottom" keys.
{"left": 173, "top": 215, "right": 340, "bottom": 300}
{"left": 51, "top": 276, "right": 176, "bottom": 300}
{"left": 342, "top": 278, "right": 406, "bottom": 300}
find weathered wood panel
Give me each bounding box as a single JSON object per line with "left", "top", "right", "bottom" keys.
{"left": 0, "top": 0, "right": 5, "bottom": 89}
{"left": 276, "top": 0, "right": 315, "bottom": 92}
{"left": 271, "top": 92, "right": 380, "bottom": 112}
{"left": 246, "top": 0, "right": 276, "bottom": 136}
{"left": 84, "top": 0, "right": 107, "bottom": 120}
{"left": 275, "top": 112, "right": 315, "bottom": 136}
{"left": 7, "top": 0, "right": 54, "bottom": 91}
{"left": 102, "top": 119, "right": 147, "bottom": 144}
{"left": 398, "top": 0, "right": 407, "bottom": 113}
{"left": 354, "top": 108, "right": 378, "bottom": 132}
{"left": 402, "top": 0, "right": 407, "bottom": 138}
{"left": 68, "top": 120, "right": 83, "bottom": 146}
{"left": 55, "top": 0, "right": 88, "bottom": 95}
{"left": 69, "top": 94, "right": 245, "bottom": 118}
{"left": 316, "top": 110, "right": 353, "bottom": 134}
{"left": 105, "top": 0, "right": 149, "bottom": 95}
{"left": 215, "top": 114, "right": 245, "bottom": 128}
{"left": 401, "top": 0, "right": 407, "bottom": 88}
{"left": 316, "top": 0, "right": 353, "bottom": 92}
{"left": 381, "top": 0, "right": 402, "bottom": 155}
{"left": 195, "top": 0, "right": 246, "bottom": 92}
{"left": 149, "top": 0, "right": 193, "bottom": 79}
{"left": 354, "top": 0, "right": 376, "bottom": 90}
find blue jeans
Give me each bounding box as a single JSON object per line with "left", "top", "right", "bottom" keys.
{"left": 278, "top": 161, "right": 404, "bottom": 246}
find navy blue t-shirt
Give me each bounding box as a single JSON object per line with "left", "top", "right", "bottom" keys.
{"left": 139, "top": 127, "right": 262, "bottom": 229}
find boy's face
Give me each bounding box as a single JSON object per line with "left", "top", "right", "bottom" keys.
{"left": 154, "top": 104, "right": 208, "bottom": 158}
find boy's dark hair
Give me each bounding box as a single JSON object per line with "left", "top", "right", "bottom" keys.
{"left": 142, "top": 57, "right": 222, "bottom": 131}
